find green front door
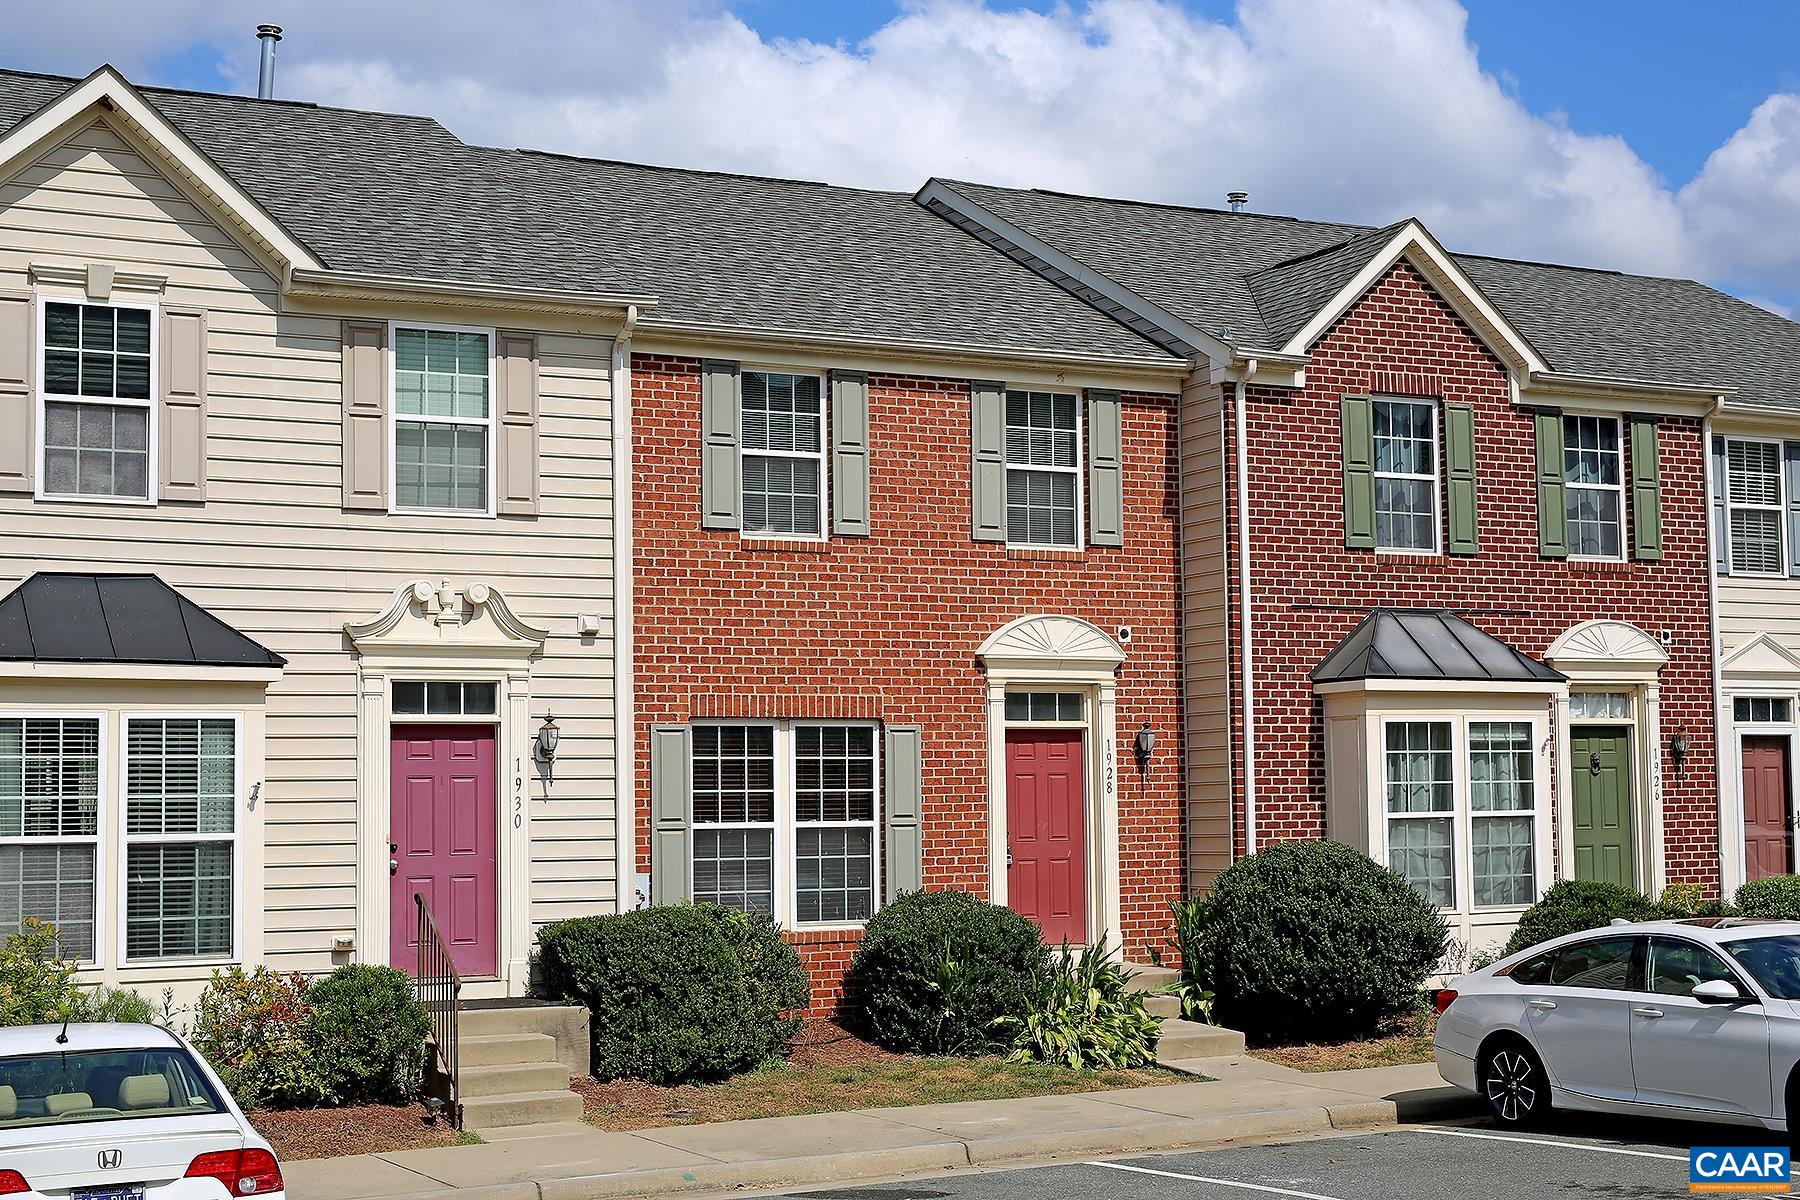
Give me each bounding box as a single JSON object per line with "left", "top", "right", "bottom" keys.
{"left": 1571, "top": 727, "right": 1635, "bottom": 888}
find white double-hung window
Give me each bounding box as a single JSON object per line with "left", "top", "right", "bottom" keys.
{"left": 741, "top": 371, "right": 825, "bottom": 538}
{"left": 1563, "top": 414, "right": 1625, "bottom": 559}
{"left": 691, "top": 722, "right": 880, "bottom": 925}
{"left": 1384, "top": 718, "right": 1541, "bottom": 911}
{"left": 124, "top": 717, "right": 237, "bottom": 961}
{"left": 1725, "top": 439, "right": 1786, "bottom": 575}
{"left": 392, "top": 326, "right": 493, "bottom": 513}
{"left": 0, "top": 717, "right": 101, "bottom": 961}
{"left": 39, "top": 300, "right": 155, "bottom": 502}
{"left": 1372, "top": 398, "right": 1439, "bottom": 552}
{"left": 1005, "top": 390, "right": 1080, "bottom": 548}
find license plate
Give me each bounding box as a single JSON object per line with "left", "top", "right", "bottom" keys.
{"left": 75, "top": 1187, "right": 145, "bottom": 1200}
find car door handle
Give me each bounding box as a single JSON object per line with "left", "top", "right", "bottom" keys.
{"left": 1526, "top": 999, "right": 1557, "bottom": 1010}
{"left": 1632, "top": 1006, "right": 1664, "bottom": 1019}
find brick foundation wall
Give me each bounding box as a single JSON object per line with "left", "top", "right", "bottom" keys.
{"left": 632, "top": 354, "right": 1186, "bottom": 1009}
{"left": 1222, "top": 261, "right": 1719, "bottom": 891}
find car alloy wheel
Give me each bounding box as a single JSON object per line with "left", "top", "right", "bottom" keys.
{"left": 1484, "top": 1047, "right": 1542, "bottom": 1125}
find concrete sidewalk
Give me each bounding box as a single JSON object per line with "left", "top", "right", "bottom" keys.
{"left": 284, "top": 1059, "right": 1479, "bottom": 1200}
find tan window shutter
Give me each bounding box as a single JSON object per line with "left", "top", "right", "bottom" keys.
{"left": 158, "top": 305, "right": 208, "bottom": 503}
{"left": 0, "top": 290, "right": 33, "bottom": 494}
{"left": 495, "top": 330, "right": 539, "bottom": 517}
{"left": 341, "top": 320, "right": 387, "bottom": 511}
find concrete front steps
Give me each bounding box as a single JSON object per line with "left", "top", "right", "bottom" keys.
{"left": 1124, "top": 962, "right": 1247, "bottom": 1064}
{"left": 447, "top": 1003, "right": 590, "bottom": 1131}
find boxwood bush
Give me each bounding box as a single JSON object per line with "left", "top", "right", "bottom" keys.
{"left": 1501, "top": 880, "right": 1668, "bottom": 956}
{"left": 1191, "top": 840, "right": 1447, "bottom": 1044}
{"left": 307, "top": 963, "right": 431, "bottom": 1104}
{"left": 1736, "top": 875, "right": 1800, "bottom": 920}
{"left": 536, "top": 904, "right": 809, "bottom": 1084}
{"left": 844, "top": 890, "right": 1049, "bottom": 1055}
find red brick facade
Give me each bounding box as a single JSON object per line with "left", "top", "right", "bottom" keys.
{"left": 1224, "top": 261, "right": 1719, "bottom": 889}
{"left": 631, "top": 354, "right": 1186, "bottom": 1012}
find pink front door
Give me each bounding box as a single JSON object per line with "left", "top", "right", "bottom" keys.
{"left": 1006, "top": 728, "right": 1087, "bottom": 945}
{"left": 390, "top": 724, "right": 499, "bottom": 978}
{"left": 1743, "top": 735, "right": 1793, "bottom": 881}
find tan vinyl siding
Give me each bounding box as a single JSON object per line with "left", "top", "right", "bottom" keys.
{"left": 1721, "top": 577, "right": 1800, "bottom": 668}
{"left": 0, "top": 117, "right": 618, "bottom": 975}
{"left": 1179, "top": 374, "right": 1231, "bottom": 891}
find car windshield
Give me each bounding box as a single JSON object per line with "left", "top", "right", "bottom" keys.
{"left": 0, "top": 1046, "right": 224, "bottom": 1129}
{"left": 1725, "top": 935, "right": 1800, "bottom": 999}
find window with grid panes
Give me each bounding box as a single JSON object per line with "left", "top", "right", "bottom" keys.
{"left": 1736, "top": 697, "right": 1794, "bottom": 725}
{"left": 1468, "top": 722, "right": 1536, "bottom": 906}
{"left": 741, "top": 371, "right": 825, "bottom": 537}
{"left": 1726, "top": 439, "right": 1786, "bottom": 575}
{"left": 691, "top": 725, "right": 777, "bottom": 913}
{"left": 0, "top": 718, "right": 99, "bottom": 960}
{"left": 1372, "top": 399, "right": 1438, "bottom": 551}
{"left": 793, "top": 726, "right": 878, "bottom": 923}
{"left": 1563, "top": 415, "right": 1625, "bottom": 559}
{"left": 40, "top": 302, "right": 153, "bottom": 501}
{"left": 124, "top": 718, "right": 236, "bottom": 960}
{"left": 1385, "top": 721, "right": 1454, "bottom": 907}
{"left": 1004, "top": 390, "right": 1079, "bottom": 547}
{"left": 393, "top": 328, "right": 491, "bottom": 511}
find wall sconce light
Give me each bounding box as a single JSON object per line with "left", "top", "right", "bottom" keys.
{"left": 534, "top": 713, "right": 561, "bottom": 775}
{"left": 1133, "top": 721, "right": 1155, "bottom": 772}
{"left": 1669, "top": 732, "right": 1689, "bottom": 770}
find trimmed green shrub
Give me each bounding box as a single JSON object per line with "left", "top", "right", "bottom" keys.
{"left": 843, "top": 889, "right": 1049, "bottom": 1055}
{"left": 536, "top": 904, "right": 809, "bottom": 1084}
{"left": 999, "top": 941, "right": 1160, "bottom": 1069}
{"left": 1192, "top": 840, "right": 1447, "bottom": 1044}
{"left": 0, "top": 921, "right": 159, "bottom": 1030}
{"left": 307, "top": 964, "right": 431, "bottom": 1104}
{"left": 191, "top": 966, "right": 330, "bottom": 1109}
{"left": 1736, "top": 875, "right": 1800, "bottom": 920}
{"left": 1501, "top": 880, "right": 1668, "bottom": 956}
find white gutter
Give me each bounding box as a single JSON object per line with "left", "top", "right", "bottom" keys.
{"left": 612, "top": 304, "right": 640, "bottom": 913}
{"left": 1234, "top": 359, "right": 1259, "bottom": 857}
{"left": 1702, "top": 397, "right": 1733, "bottom": 896}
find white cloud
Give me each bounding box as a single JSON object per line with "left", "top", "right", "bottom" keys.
{"left": 12, "top": 0, "right": 1800, "bottom": 302}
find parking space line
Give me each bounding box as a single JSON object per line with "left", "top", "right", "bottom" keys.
{"left": 1411, "top": 1126, "right": 1688, "bottom": 1161}
{"left": 1086, "top": 1160, "right": 1353, "bottom": 1199}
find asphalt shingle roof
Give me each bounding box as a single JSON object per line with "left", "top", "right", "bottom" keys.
{"left": 1311, "top": 609, "right": 1564, "bottom": 685}
{"left": 0, "top": 69, "right": 1173, "bottom": 364}
{"left": 938, "top": 179, "right": 1800, "bottom": 411}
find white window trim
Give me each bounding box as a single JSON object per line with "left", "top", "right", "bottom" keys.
{"left": 1004, "top": 388, "right": 1086, "bottom": 551}
{"left": 1372, "top": 397, "right": 1442, "bottom": 555}
{"left": 1378, "top": 714, "right": 1548, "bottom": 917}
{"left": 1723, "top": 436, "right": 1788, "bottom": 578}
{"left": 738, "top": 367, "right": 829, "bottom": 543}
{"left": 1732, "top": 692, "right": 1798, "bottom": 728}
{"left": 117, "top": 711, "right": 243, "bottom": 967}
{"left": 386, "top": 320, "right": 498, "bottom": 519}
{"left": 0, "top": 710, "right": 107, "bottom": 966}
{"left": 1003, "top": 689, "right": 1090, "bottom": 728}
{"left": 387, "top": 678, "right": 502, "bottom": 723}
{"left": 34, "top": 295, "right": 160, "bottom": 507}
{"left": 690, "top": 719, "right": 882, "bottom": 931}
{"left": 1564, "top": 412, "right": 1627, "bottom": 563}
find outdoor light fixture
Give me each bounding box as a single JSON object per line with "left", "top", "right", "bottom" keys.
{"left": 534, "top": 713, "right": 561, "bottom": 770}
{"left": 1133, "top": 721, "right": 1155, "bottom": 771}
{"left": 1669, "top": 732, "right": 1690, "bottom": 770}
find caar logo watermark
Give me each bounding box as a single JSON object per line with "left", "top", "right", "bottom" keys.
{"left": 1691, "top": 1146, "right": 1791, "bottom": 1193}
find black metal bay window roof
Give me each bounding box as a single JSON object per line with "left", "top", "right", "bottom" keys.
{"left": 0, "top": 573, "right": 284, "bottom": 668}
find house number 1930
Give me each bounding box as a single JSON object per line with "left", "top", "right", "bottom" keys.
{"left": 512, "top": 758, "right": 524, "bottom": 828}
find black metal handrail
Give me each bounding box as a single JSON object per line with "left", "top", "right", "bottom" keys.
{"left": 415, "top": 891, "right": 463, "bottom": 1129}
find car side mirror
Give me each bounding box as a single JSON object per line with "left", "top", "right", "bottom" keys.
{"left": 1692, "top": 979, "right": 1747, "bottom": 1004}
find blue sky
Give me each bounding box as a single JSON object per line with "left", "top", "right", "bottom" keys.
{"left": 13, "top": 0, "right": 1800, "bottom": 312}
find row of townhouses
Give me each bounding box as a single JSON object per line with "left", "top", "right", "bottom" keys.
{"left": 2, "top": 65, "right": 1798, "bottom": 1008}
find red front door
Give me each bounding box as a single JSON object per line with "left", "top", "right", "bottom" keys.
{"left": 390, "top": 724, "right": 499, "bottom": 978}
{"left": 1006, "top": 728, "right": 1086, "bottom": 945}
{"left": 1743, "top": 735, "right": 1792, "bottom": 881}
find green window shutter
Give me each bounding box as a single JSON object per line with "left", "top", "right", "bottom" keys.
{"left": 884, "top": 726, "right": 923, "bottom": 901}
{"left": 700, "top": 359, "right": 740, "bottom": 529}
{"left": 1086, "top": 388, "right": 1124, "bottom": 547}
{"left": 971, "top": 380, "right": 1006, "bottom": 542}
{"left": 1444, "top": 403, "right": 1478, "bottom": 555}
{"left": 649, "top": 725, "right": 693, "bottom": 905}
{"left": 831, "top": 369, "right": 870, "bottom": 537}
{"left": 1340, "top": 396, "right": 1375, "bottom": 549}
{"left": 1629, "top": 414, "right": 1662, "bottom": 561}
{"left": 1534, "top": 408, "right": 1567, "bottom": 558}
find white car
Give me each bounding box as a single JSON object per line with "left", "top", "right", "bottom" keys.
{"left": 0, "top": 1022, "right": 283, "bottom": 1199}
{"left": 1436, "top": 917, "right": 1800, "bottom": 1131}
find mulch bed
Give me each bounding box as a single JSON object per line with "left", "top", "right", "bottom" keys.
{"left": 1247, "top": 1010, "right": 1438, "bottom": 1072}
{"left": 251, "top": 1101, "right": 472, "bottom": 1160}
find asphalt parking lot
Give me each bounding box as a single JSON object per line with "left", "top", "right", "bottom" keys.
{"left": 766, "top": 1115, "right": 1790, "bottom": 1199}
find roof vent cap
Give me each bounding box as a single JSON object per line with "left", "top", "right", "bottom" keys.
{"left": 256, "top": 24, "right": 283, "bottom": 100}
{"left": 1226, "top": 190, "right": 1249, "bottom": 212}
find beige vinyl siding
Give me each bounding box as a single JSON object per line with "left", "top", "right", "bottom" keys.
{"left": 1179, "top": 374, "right": 1231, "bottom": 891}
{"left": 1721, "top": 578, "right": 1800, "bottom": 670}
{"left": 0, "top": 117, "right": 618, "bottom": 974}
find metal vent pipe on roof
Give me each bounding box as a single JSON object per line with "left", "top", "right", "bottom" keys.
{"left": 256, "top": 24, "right": 283, "bottom": 99}
{"left": 1227, "top": 190, "right": 1249, "bottom": 212}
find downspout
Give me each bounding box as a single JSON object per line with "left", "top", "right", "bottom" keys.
{"left": 1234, "top": 360, "right": 1259, "bottom": 856}
{"left": 612, "top": 305, "right": 640, "bottom": 913}
{"left": 1703, "top": 398, "right": 1729, "bottom": 897}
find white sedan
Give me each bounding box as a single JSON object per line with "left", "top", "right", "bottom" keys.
{"left": 0, "top": 1022, "right": 283, "bottom": 1199}
{"left": 1436, "top": 917, "right": 1800, "bottom": 1130}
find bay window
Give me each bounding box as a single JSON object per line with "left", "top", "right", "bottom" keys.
{"left": 692, "top": 722, "right": 880, "bottom": 925}
{"left": 124, "top": 717, "right": 236, "bottom": 960}
{"left": 0, "top": 717, "right": 100, "bottom": 960}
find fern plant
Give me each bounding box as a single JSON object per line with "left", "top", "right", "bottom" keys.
{"left": 998, "top": 939, "right": 1161, "bottom": 1070}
